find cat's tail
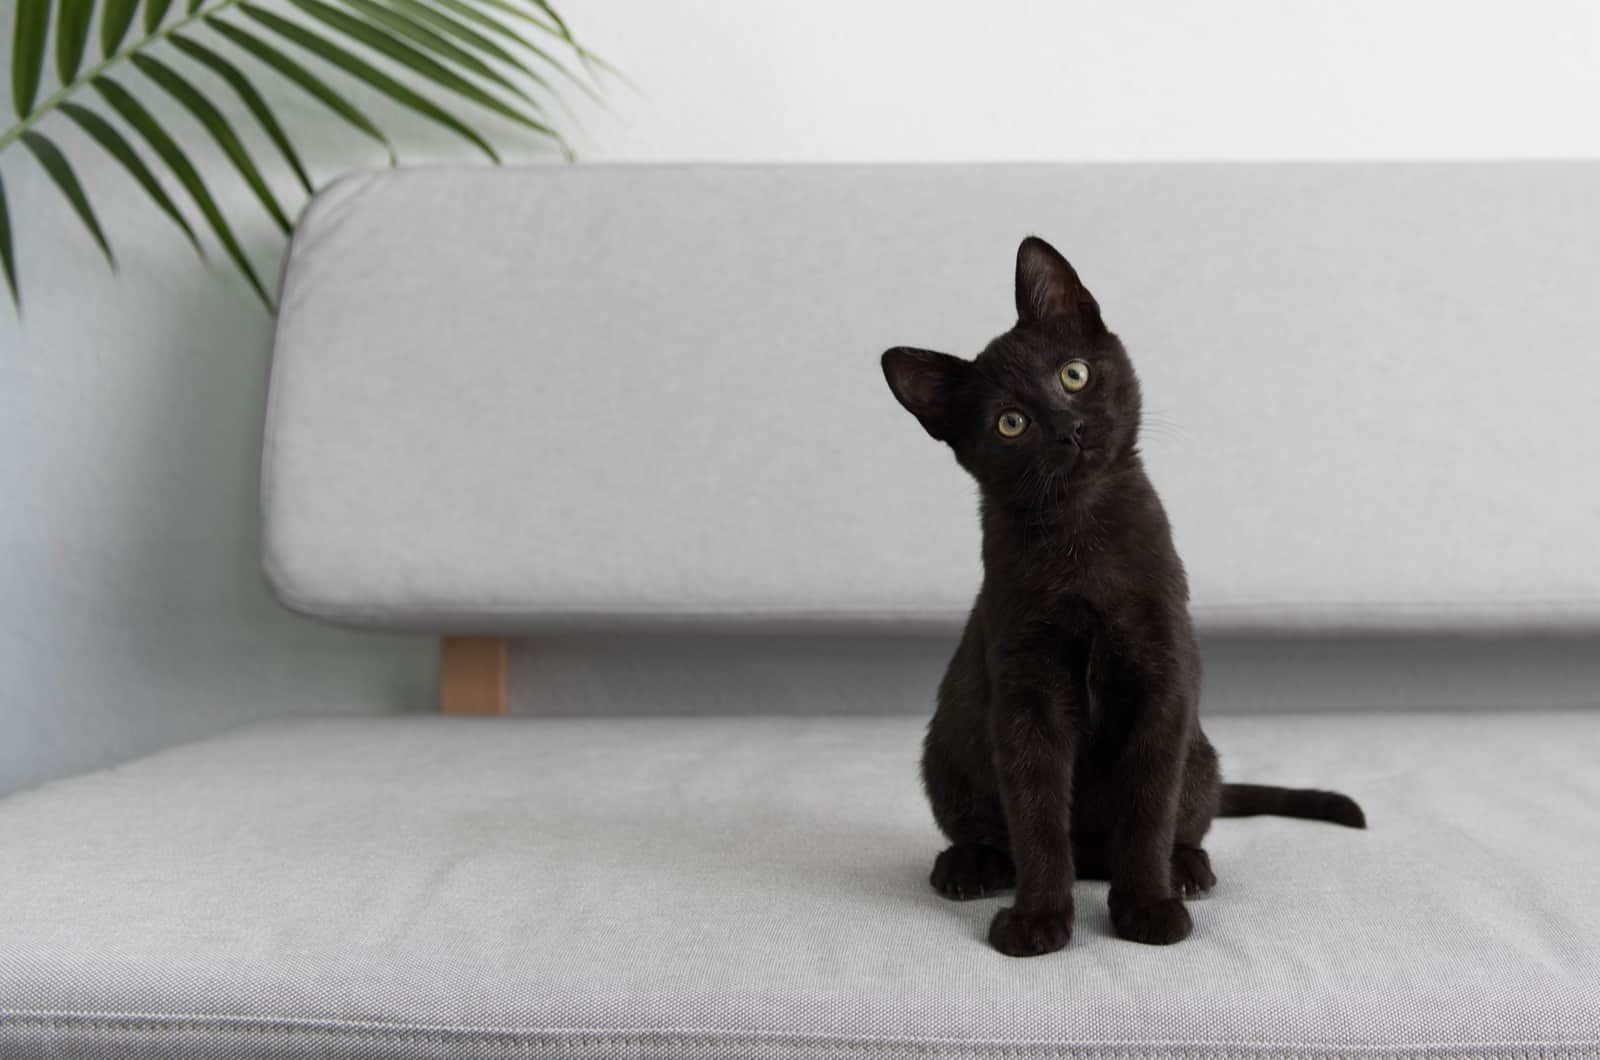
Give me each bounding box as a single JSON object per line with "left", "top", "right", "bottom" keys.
{"left": 1219, "top": 783, "right": 1366, "bottom": 829}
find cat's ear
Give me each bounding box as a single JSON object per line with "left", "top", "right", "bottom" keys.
{"left": 882, "top": 347, "right": 969, "bottom": 442}
{"left": 1015, "top": 235, "right": 1103, "bottom": 331}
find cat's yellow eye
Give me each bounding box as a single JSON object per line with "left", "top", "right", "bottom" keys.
{"left": 997, "top": 410, "right": 1029, "bottom": 438}
{"left": 1061, "top": 360, "right": 1091, "bottom": 392}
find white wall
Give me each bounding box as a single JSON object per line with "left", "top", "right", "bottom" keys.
{"left": 565, "top": 1, "right": 1600, "bottom": 162}
{"left": 3, "top": 0, "right": 1598, "bottom": 795}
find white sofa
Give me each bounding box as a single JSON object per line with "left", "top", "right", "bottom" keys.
{"left": 3, "top": 164, "right": 1599, "bottom": 1059}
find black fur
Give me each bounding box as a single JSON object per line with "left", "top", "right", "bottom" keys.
{"left": 882, "top": 237, "right": 1364, "bottom": 957}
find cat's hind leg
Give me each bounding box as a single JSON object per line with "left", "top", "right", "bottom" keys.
{"left": 930, "top": 842, "right": 1015, "bottom": 901}
{"left": 924, "top": 736, "right": 1014, "bottom": 900}
{"left": 1172, "top": 845, "right": 1215, "bottom": 898}
{"left": 1172, "top": 733, "right": 1222, "bottom": 899}
{"left": 922, "top": 619, "right": 1015, "bottom": 902}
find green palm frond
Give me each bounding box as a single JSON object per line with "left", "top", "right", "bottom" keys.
{"left": 143, "top": 0, "right": 172, "bottom": 31}
{"left": 0, "top": 173, "right": 19, "bottom": 306}
{"left": 460, "top": 0, "right": 595, "bottom": 103}
{"left": 0, "top": 0, "right": 604, "bottom": 312}
{"left": 19, "top": 128, "right": 114, "bottom": 262}
{"left": 202, "top": 16, "right": 393, "bottom": 161}
{"left": 93, "top": 72, "right": 270, "bottom": 302}
{"left": 169, "top": 33, "right": 312, "bottom": 193}
{"left": 59, "top": 99, "right": 202, "bottom": 249}
{"left": 55, "top": 0, "right": 93, "bottom": 82}
{"left": 12, "top": 0, "right": 53, "bottom": 117}
{"left": 97, "top": 0, "right": 135, "bottom": 54}
{"left": 332, "top": 0, "right": 538, "bottom": 109}
{"left": 239, "top": 3, "right": 498, "bottom": 162}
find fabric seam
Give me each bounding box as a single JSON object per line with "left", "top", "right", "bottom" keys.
{"left": 4, "top": 1011, "right": 1599, "bottom": 1057}
{"left": 264, "top": 582, "right": 1600, "bottom": 633}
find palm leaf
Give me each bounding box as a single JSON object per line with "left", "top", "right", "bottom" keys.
{"left": 19, "top": 130, "right": 115, "bottom": 266}
{"left": 0, "top": 172, "right": 18, "bottom": 308}
{"left": 420, "top": 0, "right": 551, "bottom": 91}
{"left": 282, "top": 0, "right": 558, "bottom": 141}
{"left": 54, "top": 0, "right": 93, "bottom": 83}
{"left": 369, "top": 0, "right": 550, "bottom": 94}
{"left": 521, "top": 0, "right": 617, "bottom": 87}
{"left": 239, "top": 3, "right": 499, "bottom": 161}
{"left": 169, "top": 33, "right": 312, "bottom": 193}
{"left": 334, "top": 0, "right": 537, "bottom": 108}
{"left": 99, "top": 0, "right": 137, "bottom": 56}
{"left": 92, "top": 75, "right": 270, "bottom": 306}
{"left": 60, "top": 100, "right": 202, "bottom": 252}
{"left": 459, "top": 0, "right": 597, "bottom": 103}
{"left": 203, "top": 15, "right": 394, "bottom": 162}
{"left": 144, "top": 0, "right": 173, "bottom": 32}
{"left": 129, "top": 52, "right": 291, "bottom": 232}
{"left": 2, "top": 0, "right": 600, "bottom": 314}
{"left": 464, "top": 0, "right": 553, "bottom": 36}
{"left": 530, "top": 0, "right": 566, "bottom": 34}
{"left": 527, "top": 0, "right": 597, "bottom": 68}
{"left": 12, "top": 0, "right": 52, "bottom": 118}
{"left": 521, "top": 0, "right": 618, "bottom": 82}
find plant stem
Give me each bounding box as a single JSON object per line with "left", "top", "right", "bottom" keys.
{"left": 0, "top": 0, "right": 246, "bottom": 151}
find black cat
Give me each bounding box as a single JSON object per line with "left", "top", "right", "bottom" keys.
{"left": 882, "top": 236, "right": 1364, "bottom": 958}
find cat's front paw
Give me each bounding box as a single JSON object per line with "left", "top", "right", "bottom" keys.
{"left": 931, "top": 844, "right": 1015, "bottom": 901}
{"left": 988, "top": 904, "right": 1073, "bottom": 957}
{"left": 1109, "top": 892, "right": 1192, "bottom": 945}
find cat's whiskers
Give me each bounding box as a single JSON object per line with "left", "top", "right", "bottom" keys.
{"left": 1139, "top": 411, "right": 1194, "bottom": 446}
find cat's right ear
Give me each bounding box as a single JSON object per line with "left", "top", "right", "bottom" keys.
{"left": 881, "top": 347, "right": 969, "bottom": 442}
{"left": 1015, "top": 235, "right": 1102, "bottom": 332}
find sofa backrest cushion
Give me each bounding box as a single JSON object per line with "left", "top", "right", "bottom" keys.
{"left": 262, "top": 163, "right": 1600, "bottom": 633}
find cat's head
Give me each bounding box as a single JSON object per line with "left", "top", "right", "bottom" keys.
{"left": 881, "top": 236, "right": 1141, "bottom": 503}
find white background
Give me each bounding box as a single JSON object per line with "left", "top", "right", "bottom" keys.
{"left": 3, "top": 0, "right": 1599, "bottom": 793}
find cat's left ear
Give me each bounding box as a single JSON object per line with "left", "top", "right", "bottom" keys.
{"left": 1015, "top": 235, "right": 1103, "bottom": 332}
{"left": 882, "top": 347, "right": 969, "bottom": 442}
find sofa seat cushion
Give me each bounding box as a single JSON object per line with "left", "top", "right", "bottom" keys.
{"left": 2, "top": 711, "right": 1598, "bottom": 1059}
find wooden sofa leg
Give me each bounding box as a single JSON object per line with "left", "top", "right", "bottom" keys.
{"left": 440, "top": 636, "right": 508, "bottom": 715}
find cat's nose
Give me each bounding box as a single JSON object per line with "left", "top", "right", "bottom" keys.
{"left": 1050, "top": 414, "right": 1082, "bottom": 445}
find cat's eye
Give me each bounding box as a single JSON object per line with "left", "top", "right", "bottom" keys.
{"left": 996, "top": 410, "right": 1029, "bottom": 438}
{"left": 1060, "top": 360, "right": 1091, "bottom": 392}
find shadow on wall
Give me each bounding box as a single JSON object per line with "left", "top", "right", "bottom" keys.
{"left": 0, "top": 0, "right": 601, "bottom": 794}
{"left": 0, "top": 215, "right": 433, "bottom": 798}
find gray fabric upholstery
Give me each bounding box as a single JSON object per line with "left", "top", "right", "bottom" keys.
{"left": 4, "top": 712, "right": 1598, "bottom": 1059}
{"left": 263, "top": 163, "right": 1600, "bottom": 635}
{"left": 501, "top": 632, "right": 1600, "bottom": 719}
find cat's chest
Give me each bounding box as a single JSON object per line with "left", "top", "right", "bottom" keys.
{"left": 990, "top": 560, "right": 1127, "bottom": 638}
{"left": 984, "top": 589, "right": 1134, "bottom": 728}
{"left": 995, "top": 591, "right": 1106, "bottom": 682}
